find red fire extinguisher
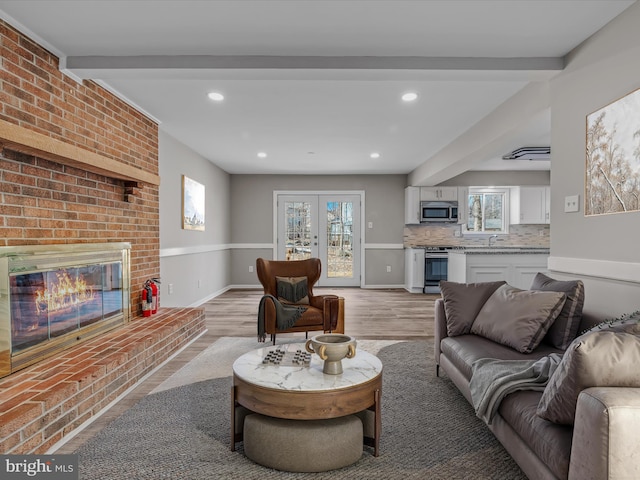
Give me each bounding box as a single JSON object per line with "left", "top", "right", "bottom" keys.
{"left": 142, "top": 278, "right": 161, "bottom": 316}
{"left": 142, "top": 281, "right": 153, "bottom": 317}
{"left": 150, "top": 278, "right": 160, "bottom": 314}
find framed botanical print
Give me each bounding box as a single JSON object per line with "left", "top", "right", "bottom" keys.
{"left": 586, "top": 87, "right": 640, "bottom": 216}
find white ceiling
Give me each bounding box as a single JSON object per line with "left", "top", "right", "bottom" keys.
{"left": 0, "top": 0, "right": 635, "bottom": 182}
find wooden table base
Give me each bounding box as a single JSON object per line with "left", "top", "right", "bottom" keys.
{"left": 231, "top": 374, "right": 382, "bottom": 456}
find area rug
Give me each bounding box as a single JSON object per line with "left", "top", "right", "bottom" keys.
{"left": 75, "top": 338, "right": 526, "bottom": 479}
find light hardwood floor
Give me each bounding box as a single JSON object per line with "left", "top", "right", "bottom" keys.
{"left": 203, "top": 288, "right": 438, "bottom": 340}
{"left": 57, "top": 288, "right": 438, "bottom": 453}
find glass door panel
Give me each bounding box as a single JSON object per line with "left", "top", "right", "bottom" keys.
{"left": 278, "top": 196, "right": 318, "bottom": 261}
{"left": 317, "top": 194, "right": 360, "bottom": 286}
{"left": 324, "top": 200, "right": 354, "bottom": 279}
{"left": 283, "top": 199, "right": 314, "bottom": 261}
{"left": 277, "top": 193, "right": 360, "bottom": 287}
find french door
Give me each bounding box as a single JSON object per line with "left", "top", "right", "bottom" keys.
{"left": 276, "top": 193, "right": 361, "bottom": 286}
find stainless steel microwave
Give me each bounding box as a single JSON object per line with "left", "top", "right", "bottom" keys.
{"left": 420, "top": 200, "right": 458, "bottom": 223}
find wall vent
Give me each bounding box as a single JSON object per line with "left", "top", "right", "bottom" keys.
{"left": 502, "top": 147, "right": 550, "bottom": 161}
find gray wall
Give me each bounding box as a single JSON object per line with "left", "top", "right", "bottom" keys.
{"left": 229, "top": 174, "right": 407, "bottom": 286}
{"left": 547, "top": 2, "right": 640, "bottom": 317}
{"left": 159, "top": 130, "right": 232, "bottom": 306}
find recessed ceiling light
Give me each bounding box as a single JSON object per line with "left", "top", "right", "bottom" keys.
{"left": 257, "top": 152, "right": 267, "bottom": 158}
{"left": 401, "top": 92, "right": 418, "bottom": 102}
{"left": 207, "top": 92, "right": 224, "bottom": 101}
{"left": 370, "top": 152, "right": 381, "bottom": 159}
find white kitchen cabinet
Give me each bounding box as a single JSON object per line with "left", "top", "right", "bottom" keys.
{"left": 468, "top": 264, "right": 511, "bottom": 284}
{"left": 447, "top": 250, "right": 549, "bottom": 290}
{"left": 420, "top": 186, "right": 458, "bottom": 201}
{"left": 404, "top": 186, "right": 421, "bottom": 224}
{"left": 513, "top": 264, "right": 549, "bottom": 290}
{"left": 510, "top": 186, "right": 550, "bottom": 225}
{"left": 457, "top": 186, "right": 468, "bottom": 225}
{"left": 404, "top": 248, "right": 425, "bottom": 293}
{"left": 545, "top": 186, "right": 551, "bottom": 222}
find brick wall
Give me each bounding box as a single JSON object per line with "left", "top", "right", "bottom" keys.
{"left": 0, "top": 20, "right": 159, "bottom": 312}
{"left": 0, "top": 21, "right": 208, "bottom": 455}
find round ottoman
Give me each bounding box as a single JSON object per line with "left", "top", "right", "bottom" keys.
{"left": 243, "top": 413, "right": 363, "bottom": 472}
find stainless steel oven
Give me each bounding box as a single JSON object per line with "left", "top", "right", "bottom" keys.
{"left": 424, "top": 247, "right": 449, "bottom": 293}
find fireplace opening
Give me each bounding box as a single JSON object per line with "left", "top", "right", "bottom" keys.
{"left": 1, "top": 243, "right": 131, "bottom": 378}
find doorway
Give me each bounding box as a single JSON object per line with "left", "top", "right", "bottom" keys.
{"left": 276, "top": 193, "right": 362, "bottom": 286}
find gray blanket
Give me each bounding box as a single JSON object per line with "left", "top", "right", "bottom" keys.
{"left": 470, "top": 353, "right": 563, "bottom": 424}
{"left": 257, "top": 294, "right": 307, "bottom": 342}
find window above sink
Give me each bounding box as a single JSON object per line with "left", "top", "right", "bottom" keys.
{"left": 465, "top": 187, "right": 511, "bottom": 235}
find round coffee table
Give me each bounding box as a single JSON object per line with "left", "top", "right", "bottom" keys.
{"left": 231, "top": 342, "right": 383, "bottom": 458}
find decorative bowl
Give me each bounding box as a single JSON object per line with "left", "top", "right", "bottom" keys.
{"left": 305, "top": 334, "right": 357, "bottom": 374}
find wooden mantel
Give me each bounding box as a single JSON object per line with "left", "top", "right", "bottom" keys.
{"left": 0, "top": 118, "right": 161, "bottom": 186}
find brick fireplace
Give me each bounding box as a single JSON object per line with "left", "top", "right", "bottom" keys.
{"left": 0, "top": 21, "right": 206, "bottom": 454}
{"left": 1, "top": 243, "right": 132, "bottom": 378}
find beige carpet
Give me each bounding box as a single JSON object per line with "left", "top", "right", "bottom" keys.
{"left": 75, "top": 338, "right": 526, "bottom": 479}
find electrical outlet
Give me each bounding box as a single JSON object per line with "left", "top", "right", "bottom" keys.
{"left": 386, "top": 265, "right": 391, "bottom": 273}
{"left": 168, "top": 284, "right": 174, "bottom": 295}
{"left": 564, "top": 195, "right": 580, "bottom": 213}
{"left": 249, "top": 265, "right": 254, "bottom": 273}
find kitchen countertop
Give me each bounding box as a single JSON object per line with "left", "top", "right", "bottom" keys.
{"left": 447, "top": 247, "right": 550, "bottom": 255}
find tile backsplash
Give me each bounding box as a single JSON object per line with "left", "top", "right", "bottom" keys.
{"left": 404, "top": 224, "right": 550, "bottom": 248}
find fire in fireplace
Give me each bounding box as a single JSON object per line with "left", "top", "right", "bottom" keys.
{"left": 0, "top": 243, "right": 131, "bottom": 378}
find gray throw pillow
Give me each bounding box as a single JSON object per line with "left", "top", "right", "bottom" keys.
{"left": 537, "top": 331, "right": 640, "bottom": 425}
{"left": 439, "top": 281, "right": 506, "bottom": 336}
{"left": 276, "top": 276, "right": 309, "bottom": 304}
{"left": 471, "top": 284, "right": 566, "bottom": 353}
{"left": 530, "top": 272, "right": 585, "bottom": 350}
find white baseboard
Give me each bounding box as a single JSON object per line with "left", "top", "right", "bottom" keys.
{"left": 225, "top": 284, "right": 263, "bottom": 291}
{"left": 187, "top": 286, "right": 234, "bottom": 307}
{"left": 361, "top": 284, "right": 406, "bottom": 289}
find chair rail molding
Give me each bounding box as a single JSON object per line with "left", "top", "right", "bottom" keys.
{"left": 160, "top": 244, "right": 273, "bottom": 257}
{"left": 548, "top": 256, "right": 640, "bottom": 284}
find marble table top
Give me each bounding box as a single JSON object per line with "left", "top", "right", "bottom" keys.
{"left": 232, "top": 342, "right": 382, "bottom": 392}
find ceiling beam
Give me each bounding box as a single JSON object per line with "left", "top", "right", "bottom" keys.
{"left": 63, "top": 55, "right": 564, "bottom": 77}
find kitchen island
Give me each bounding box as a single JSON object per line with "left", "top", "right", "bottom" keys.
{"left": 447, "top": 247, "right": 550, "bottom": 290}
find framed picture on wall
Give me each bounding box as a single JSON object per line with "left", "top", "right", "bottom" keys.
{"left": 586, "top": 87, "right": 640, "bottom": 216}
{"left": 182, "top": 175, "right": 205, "bottom": 231}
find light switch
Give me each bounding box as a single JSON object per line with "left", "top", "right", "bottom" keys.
{"left": 564, "top": 195, "right": 580, "bottom": 213}
{"left": 368, "top": 221, "right": 373, "bottom": 229}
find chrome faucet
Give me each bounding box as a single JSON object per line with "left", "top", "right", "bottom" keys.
{"left": 488, "top": 234, "right": 503, "bottom": 247}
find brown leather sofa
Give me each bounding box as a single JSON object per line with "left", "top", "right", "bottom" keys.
{"left": 256, "top": 258, "right": 344, "bottom": 344}
{"left": 434, "top": 297, "right": 640, "bottom": 480}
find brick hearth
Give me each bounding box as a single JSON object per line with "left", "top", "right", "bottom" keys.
{"left": 0, "top": 308, "right": 205, "bottom": 454}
